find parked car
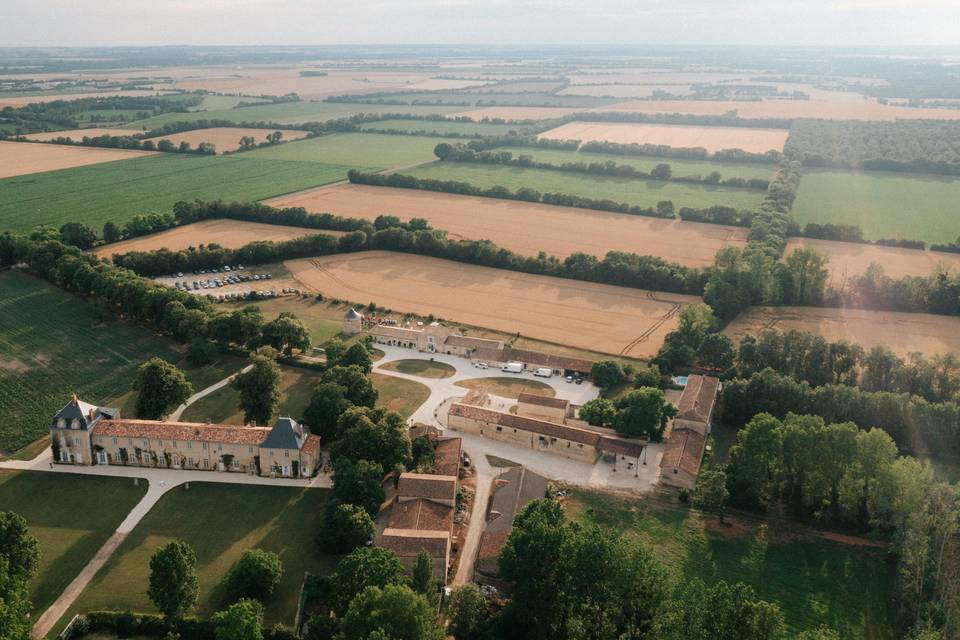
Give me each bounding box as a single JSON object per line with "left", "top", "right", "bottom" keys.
{"left": 475, "top": 362, "right": 488, "bottom": 369}
{"left": 565, "top": 375, "right": 574, "bottom": 383}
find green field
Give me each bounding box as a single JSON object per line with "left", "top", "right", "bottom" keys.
{"left": 792, "top": 168, "right": 960, "bottom": 243}
{"left": 403, "top": 161, "right": 767, "bottom": 210}
{"left": 566, "top": 490, "right": 896, "bottom": 639}
{"left": 0, "top": 470, "right": 148, "bottom": 616}
{"left": 453, "top": 377, "right": 555, "bottom": 399}
{"left": 359, "top": 119, "right": 530, "bottom": 137}
{"left": 370, "top": 373, "right": 431, "bottom": 418}
{"left": 0, "top": 272, "right": 243, "bottom": 453}
{"left": 223, "top": 297, "right": 363, "bottom": 346}
{"left": 242, "top": 132, "right": 447, "bottom": 170}
{"left": 54, "top": 483, "right": 334, "bottom": 634}
{"left": 123, "top": 102, "right": 462, "bottom": 130}
{"left": 0, "top": 154, "right": 352, "bottom": 233}
{"left": 380, "top": 359, "right": 456, "bottom": 378}
{"left": 496, "top": 146, "right": 776, "bottom": 182}
{"left": 188, "top": 95, "right": 271, "bottom": 111}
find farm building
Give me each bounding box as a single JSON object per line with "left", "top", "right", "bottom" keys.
{"left": 342, "top": 307, "right": 364, "bottom": 335}
{"left": 376, "top": 428, "right": 462, "bottom": 584}
{"left": 673, "top": 374, "right": 721, "bottom": 436}
{"left": 470, "top": 346, "right": 593, "bottom": 377}
{"left": 475, "top": 466, "right": 549, "bottom": 582}
{"left": 658, "top": 375, "right": 719, "bottom": 490}
{"left": 516, "top": 392, "right": 574, "bottom": 423}
{"left": 368, "top": 321, "right": 503, "bottom": 356}
{"left": 50, "top": 395, "right": 320, "bottom": 478}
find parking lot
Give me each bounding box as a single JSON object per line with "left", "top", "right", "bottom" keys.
{"left": 153, "top": 264, "right": 301, "bottom": 302}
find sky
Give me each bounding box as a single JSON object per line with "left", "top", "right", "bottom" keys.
{"left": 3, "top": 0, "right": 960, "bottom": 47}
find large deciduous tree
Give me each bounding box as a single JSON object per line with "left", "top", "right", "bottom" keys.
{"left": 612, "top": 387, "right": 676, "bottom": 440}
{"left": 134, "top": 358, "right": 193, "bottom": 420}
{"left": 234, "top": 354, "right": 281, "bottom": 426}
{"left": 212, "top": 598, "right": 263, "bottom": 640}
{"left": 225, "top": 549, "right": 283, "bottom": 603}
{"left": 338, "top": 584, "right": 443, "bottom": 640}
{"left": 329, "top": 547, "right": 409, "bottom": 616}
{"left": 148, "top": 540, "right": 199, "bottom": 621}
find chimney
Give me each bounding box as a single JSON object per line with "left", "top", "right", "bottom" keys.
{"left": 88, "top": 408, "right": 94, "bottom": 420}
{"left": 71, "top": 392, "right": 78, "bottom": 405}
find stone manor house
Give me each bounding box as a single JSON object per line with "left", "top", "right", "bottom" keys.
{"left": 50, "top": 395, "right": 320, "bottom": 478}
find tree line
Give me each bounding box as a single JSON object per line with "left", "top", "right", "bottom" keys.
{"left": 432, "top": 143, "right": 771, "bottom": 190}
{"left": 579, "top": 139, "right": 783, "bottom": 165}
{"left": 566, "top": 110, "right": 796, "bottom": 131}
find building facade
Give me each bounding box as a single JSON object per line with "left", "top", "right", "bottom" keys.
{"left": 342, "top": 308, "right": 364, "bottom": 335}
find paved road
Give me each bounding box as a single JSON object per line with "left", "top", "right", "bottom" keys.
{"left": 452, "top": 453, "right": 499, "bottom": 585}
{"left": 169, "top": 364, "right": 253, "bottom": 421}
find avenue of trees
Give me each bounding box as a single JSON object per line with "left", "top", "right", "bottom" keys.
{"left": 0, "top": 511, "right": 40, "bottom": 640}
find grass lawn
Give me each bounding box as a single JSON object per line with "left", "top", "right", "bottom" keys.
{"left": 223, "top": 297, "right": 362, "bottom": 347}
{"left": 498, "top": 146, "right": 776, "bottom": 182}
{"left": 0, "top": 153, "right": 354, "bottom": 234}
{"left": 370, "top": 373, "right": 430, "bottom": 419}
{"left": 454, "top": 377, "right": 555, "bottom": 399}
{"left": 380, "top": 359, "right": 456, "bottom": 378}
{"left": 0, "top": 271, "right": 244, "bottom": 454}
{"left": 181, "top": 365, "right": 322, "bottom": 425}
{"left": 791, "top": 168, "right": 960, "bottom": 243}
{"left": 242, "top": 132, "right": 447, "bottom": 170}
{"left": 54, "top": 483, "right": 334, "bottom": 634}
{"left": 403, "top": 161, "right": 767, "bottom": 211}
{"left": 359, "top": 119, "right": 529, "bottom": 137}
{"left": 0, "top": 471, "right": 148, "bottom": 616}
{"left": 124, "top": 102, "right": 462, "bottom": 130}
{"left": 565, "top": 490, "right": 897, "bottom": 640}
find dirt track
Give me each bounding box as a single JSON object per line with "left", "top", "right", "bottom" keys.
{"left": 285, "top": 251, "right": 702, "bottom": 357}
{"left": 0, "top": 140, "right": 155, "bottom": 178}
{"left": 539, "top": 121, "right": 789, "bottom": 153}
{"left": 267, "top": 184, "right": 746, "bottom": 268}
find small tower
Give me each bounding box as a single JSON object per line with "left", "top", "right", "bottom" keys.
{"left": 342, "top": 307, "right": 363, "bottom": 335}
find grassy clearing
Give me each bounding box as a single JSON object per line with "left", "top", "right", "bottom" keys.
{"left": 54, "top": 483, "right": 334, "bottom": 634}
{"left": 242, "top": 132, "right": 447, "bottom": 170}
{"left": 565, "top": 490, "right": 896, "bottom": 640}
{"left": 180, "top": 365, "right": 322, "bottom": 425}
{"left": 791, "top": 168, "right": 960, "bottom": 243}
{"left": 497, "top": 146, "right": 776, "bottom": 182}
{"left": 370, "top": 373, "right": 430, "bottom": 418}
{"left": 380, "top": 359, "right": 456, "bottom": 378}
{"left": 358, "top": 119, "right": 528, "bottom": 137}
{"left": 454, "top": 377, "right": 555, "bottom": 399}
{"left": 0, "top": 470, "right": 148, "bottom": 616}
{"left": 403, "top": 161, "right": 767, "bottom": 210}
{"left": 223, "top": 296, "right": 361, "bottom": 347}
{"left": 124, "top": 102, "right": 462, "bottom": 130}
{"left": 0, "top": 154, "right": 352, "bottom": 233}
{"left": 0, "top": 272, "right": 244, "bottom": 454}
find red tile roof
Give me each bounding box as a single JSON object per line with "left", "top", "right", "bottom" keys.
{"left": 397, "top": 472, "right": 457, "bottom": 502}
{"left": 301, "top": 434, "right": 321, "bottom": 456}
{"left": 676, "top": 375, "right": 720, "bottom": 424}
{"left": 517, "top": 392, "right": 570, "bottom": 410}
{"left": 659, "top": 428, "right": 706, "bottom": 476}
{"left": 370, "top": 325, "right": 421, "bottom": 340}
{"left": 597, "top": 435, "right": 645, "bottom": 458}
{"left": 471, "top": 346, "right": 593, "bottom": 373}
{"left": 434, "top": 438, "right": 461, "bottom": 477}
{"left": 378, "top": 528, "right": 450, "bottom": 557}
{"left": 94, "top": 419, "right": 270, "bottom": 445}
{"left": 444, "top": 335, "right": 503, "bottom": 350}
{"left": 388, "top": 498, "right": 454, "bottom": 532}
{"left": 449, "top": 403, "right": 605, "bottom": 446}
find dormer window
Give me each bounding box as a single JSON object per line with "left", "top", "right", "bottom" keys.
{"left": 70, "top": 419, "right": 80, "bottom": 429}
{"left": 57, "top": 418, "right": 66, "bottom": 428}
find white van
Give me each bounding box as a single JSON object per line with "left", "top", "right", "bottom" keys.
{"left": 502, "top": 361, "right": 524, "bottom": 374}
{"left": 534, "top": 367, "right": 553, "bottom": 378}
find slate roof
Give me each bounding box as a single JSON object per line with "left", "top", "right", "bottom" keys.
{"left": 379, "top": 528, "right": 450, "bottom": 558}
{"left": 93, "top": 419, "right": 271, "bottom": 445}
{"left": 52, "top": 396, "right": 103, "bottom": 430}
{"left": 344, "top": 307, "right": 363, "bottom": 320}
{"left": 517, "top": 393, "right": 570, "bottom": 411}
{"left": 659, "top": 428, "right": 706, "bottom": 476}
{"left": 397, "top": 472, "right": 457, "bottom": 502}
{"left": 261, "top": 417, "right": 305, "bottom": 450}
{"left": 676, "top": 375, "right": 720, "bottom": 424}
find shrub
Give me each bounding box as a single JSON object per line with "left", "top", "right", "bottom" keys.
{"left": 225, "top": 549, "right": 284, "bottom": 603}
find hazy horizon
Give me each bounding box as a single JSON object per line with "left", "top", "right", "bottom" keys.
{"left": 4, "top": 0, "right": 960, "bottom": 49}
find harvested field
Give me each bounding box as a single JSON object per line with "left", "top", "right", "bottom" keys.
{"left": 143, "top": 126, "right": 310, "bottom": 152}
{"left": 449, "top": 106, "right": 586, "bottom": 121}
{"left": 0, "top": 140, "right": 155, "bottom": 178}
{"left": 267, "top": 183, "right": 747, "bottom": 268}
{"left": 22, "top": 127, "right": 138, "bottom": 141}
{"left": 0, "top": 89, "right": 166, "bottom": 109}
{"left": 539, "top": 121, "right": 789, "bottom": 153}
{"left": 95, "top": 219, "right": 340, "bottom": 258}
{"left": 588, "top": 98, "right": 960, "bottom": 121}
{"left": 558, "top": 84, "right": 694, "bottom": 98}
{"left": 285, "top": 251, "right": 703, "bottom": 357}
{"left": 723, "top": 306, "right": 960, "bottom": 358}
{"left": 785, "top": 237, "right": 960, "bottom": 285}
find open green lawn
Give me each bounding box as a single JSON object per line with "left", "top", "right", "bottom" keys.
{"left": 358, "top": 119, "right": 530, "bottom": 137}
{"left": 454, "top": 376, "right": 555, "bottom": 399}
{"left": 123, "top": 102, "right": 462, "bottom": 130}
{"left": 497, "top": 146, "right": 776, "bottom": 182}
{"left": 54, "top": 483, "right": 334, "bottom": 634}
{"left": 242, "top": 132, "right": 446, "bottom": 170}
{"left": 370, "top": 373, "right": 430, "bottom": 418}
{"left": 223, "top": 297, "right": 362, "bottom": 347}
{"left": 0, "top": 471, "right": 148, "bottom": 616}
{"left": 566, "top": 490, "right": 896, "bottom": 640}
{"left": 403, "top": 161, "right": 767, "bottom": 211}
{"left": 0, "top": 154, "right": 352, "bottom": 233}
{"left": 0, "top": 271, "right": 244, "bottom": 454}
{"left": 181, "top": 365, "right": 321, "bottom": 425}
{"left": 380, "top": 359, "right": 456, "bottom": 378}
{"left": 792, "top": 168, "right": 960, "bottom": 243}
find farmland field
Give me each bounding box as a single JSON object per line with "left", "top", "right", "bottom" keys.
{"left": 494, "top": 145, "right": 775, "bottom": 181}
{"left": 23, "top": 127, "right": 138, "bottom": 141}
{"left": 95, "top": 219, "right": 339, "bottom": 258}
{"left": 723, "top": 305, "right": 960, "bottom": 358}
{"left": 449, "top": 106, "right": 585, "bottom": 121}
{"left": 142, "top": 126, "right": 310, "bottom": 152}
{"left": 358, "top": 118, "right": 528, "bottom": 136}
{"left": 791, "top": 168, "right": 960, "bottom": 244}
{"left": 567, "top": 490, "right": 896, "bottom": 639}
{"left": 54, "top": 483, "right": 334, "bottom": 633}
{"left": 284, "top": 251, "right": 703, "bottom": 357}
{"left": 0, "top": 271, "right": 243, "bottom": 454}
{"left": 267, "top": 183, "right": 748, "bottom": 268}
{"left": 539, "top": 121, "right": 789, "bottom": 153}
{"left": 0, "top": 153, "right": 352, "bottom": 233}
{"left": 0, "top": 471, "right": 148, "bottom": 616}
{"left": 241, "top": 132, "right": 448, "bottom": 169}
{"left": 785, "top": 237, "right": 960, "bottom": 284}
{"left": 401, "top": 161, "right": 767, "bottom": 210}
{"left": 342, "top": 91, "right": 616, "bottom": 108}
{"left": 0, "top": 140, "right": 155, "bottom": 178}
